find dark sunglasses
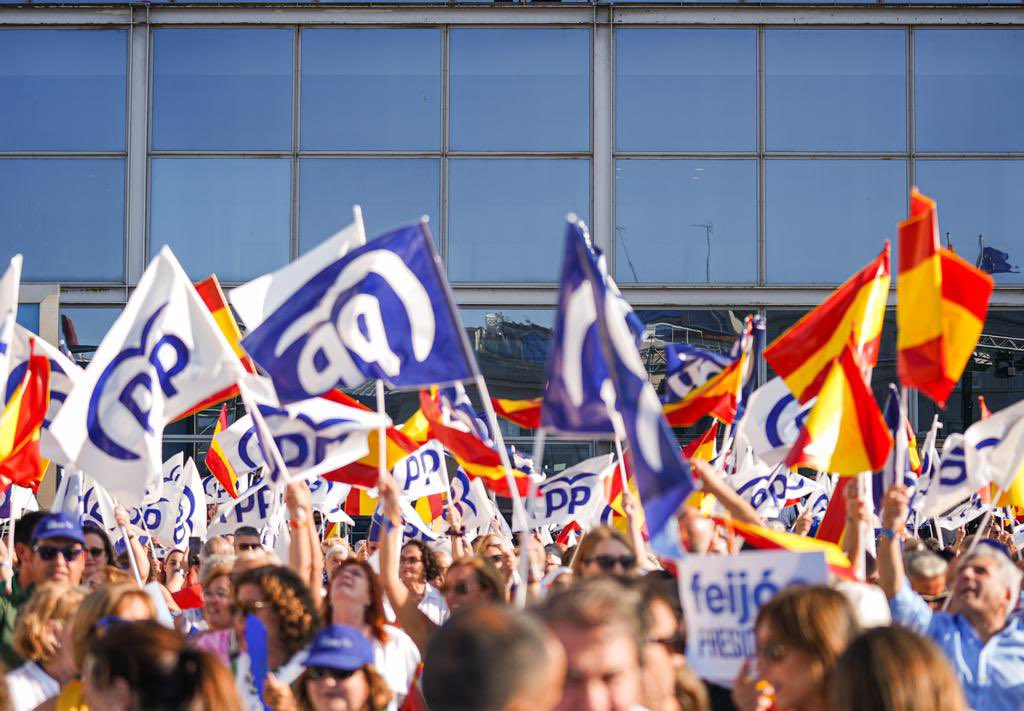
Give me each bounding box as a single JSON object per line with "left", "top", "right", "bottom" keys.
{"left": 237, "top": 542, "right": 262, "bottom": 552}
{"left": 230, "top": 600, "right": 270, "bottom": 617}
{"left": 443, "top": 580, "right": 479, "bottom": 596}
{"left": 307, "top": 666, "right": 359, "bottom": 682}
{"left": 758, "top": 640, "right": 787, "bottom": 664}
{"left": 85, "top": 547, "right": 106, "bottom": 559}
{"left": 33, "top": 544, "right": 84, "bottom": 562}
{"left": 399, "top": 556, "right": 423, "bottom": 565}
{"left": 649, "top": 632, "right": 687, "bottom": 656}
{"left": 585, "top": 554, "right": 636, "bottom": 572}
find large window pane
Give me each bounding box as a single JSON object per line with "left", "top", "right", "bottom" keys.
{"left": 301, "top": 29, "right": 440, "bottom": 151}
{"left": 59, "top": 306, "right": 120, "bottom": 353}
{"left": 766, "top": 30, "right": 905, "bottom": 151}
{"left": 616, "top": 30, "right": 756, "bottom": 152}
{"left": 615, "top": 159, "right": 756, "bottom": 284}
{"left": 915, "top": 160, "right": 1024, "bottom": 286}
{"left": 299, "top": 158, "right": 439, "bottom": 253}
{"left": 150, "top": 158, "right": 290, "bottom": 282}
{"left": 916, "top": 30, "right": 1024, "bottom": 152}
{"left": 16, "top": 305, "right": 39, "bottom": 335}
{"left": 766, "top": 160, "right": 905, "bottom": 284}
{"left": 152, "top": 29, "right": 292, "bottom": 151}
{"left": 450, "top": 29, "right": 589, "bottom": 151}
{"left": 448, "top": 159, "right": 589, "bottom": 283}
{"left": 919, "top": 310, "right": 1024, "bottom": 437}
{"left": 0, "top": 159, "right": 124, "bottom": 282}
{"left": 462, "top": 308, "right": 554, "bottom": 403}
{"left": 0, "top": 30, "right": 126, "bottom": 151}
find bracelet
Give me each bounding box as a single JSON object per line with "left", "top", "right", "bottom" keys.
{"left": 447, "top": 527, "right": 466, "bottom": 537}
{"left": 289, "top": 518, "right": 304, "bottom": 530}
{"left": 879, "top": 527, "right": 898, "bottom": 540}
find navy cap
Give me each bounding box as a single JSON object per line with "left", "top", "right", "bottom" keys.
{"left": 303, "top": 625, "right": 374, "bottom": 672}
{"left": 974, "top": 538, "right": 1014, "bottom": 561}
{"left": 32, "top": 513, "right": 85, "bottom": 546}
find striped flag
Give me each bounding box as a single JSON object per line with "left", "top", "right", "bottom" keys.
{"left": 344, "top": 487, "right": 378, "bottom": 517}
{"left": 897, "top": 190, "right": 993, "bottom": 407}
{"left": 205, "top": 404, "right": 239, "bottom": 498}
{"left": 0, "top": 341, "right": 49, "bottom": 492}
{"left": 491, "top": 397, "right": 542, "bottom": 430}
{"left": 683, "top": 420, "right": 719, "bottom": 462}
{"left": 718, "top": 516, "right": 854, "bottom": 580}
{"left": 765, "top": 243, "right": 890, "bottom": 403}
{"left": 786, "top": 342, "right": 893, "bottom": 476}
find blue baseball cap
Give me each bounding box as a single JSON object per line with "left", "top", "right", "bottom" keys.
{"left": 32, "top": 513, "right": 86, "bottom": 546}
{"left": 303, "top": 625, "right": 374, "bottom": 672}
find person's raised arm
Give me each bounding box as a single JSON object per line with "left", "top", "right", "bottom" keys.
{"left": 621, "top": 490, "right": 648, "bottom": 562}
{"left": 115, "top": 505, "right": 151, "bottom": 583}
{"left": 878, "top": 484, "right": 909, "bottom": 600}
{"left": 690, "top": 459, "right": 762, "bottom": 527}
{"left": 285, "top": 481, "right": 321, "bottom": 604}
{"left": 445, "top": 498, "right": 471, "bottom": 560}
{"left": 842, "top": 480, "right": 871, "bottom": 575}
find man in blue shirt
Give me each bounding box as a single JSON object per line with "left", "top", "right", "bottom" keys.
{"left": 878, "top": 484, "right": 1024, "bottom": 711}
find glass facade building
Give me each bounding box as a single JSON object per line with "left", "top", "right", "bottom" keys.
{"left": 2, "top": 2, "right": 1023, "bottom": 472}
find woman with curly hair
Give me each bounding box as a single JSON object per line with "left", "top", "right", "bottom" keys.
{"left": 322, "top": 559, "right": 419, "bottom": 709}
{"left": 231, "top": 564, "right": 319, "bottom": 709}
{"left": 396, "top": 539, "right": 447, "bottom": 625}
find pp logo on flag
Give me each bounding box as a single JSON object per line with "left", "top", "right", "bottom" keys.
{"left": 87, "top": 302, "right": 190, "bottom": 461}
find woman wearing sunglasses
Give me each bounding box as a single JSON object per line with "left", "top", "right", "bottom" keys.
{"left": 571, "top": 526, "right": 639, "bottom": 580}
{"left": 81, "top": 525, "right": 115, "bottom": 584}
{"left": 322, "top": 559, "right": 419, "bottom": 710}
{"left": 732, "top": 586, "right": 858, "bottom": 711}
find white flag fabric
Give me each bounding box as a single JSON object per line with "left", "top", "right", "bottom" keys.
{"left": 0, "top": 255, "right": 22, "bottom": 404}
{"left": 230, "top": 216, "right": 365, "bottom": 331}
{"left": 922, "top": 434, "right": 986, "bottom": 517}
{"left": 8, "top": 324, "right": 84, "bottom": 465}
{"left": 527, "top": 454, "right": 614, "bottom": 530}
{"left": 449, "top": 468, "right": 494, "bottom": 532}
{"left": 130, "top": 453, "right": 184, "bottom": 547}
{"left": 208, "top": 482, "right": 282, "bottom": 539}
{"left": 735, "top": 377, "right": 815, "bottom": 467}
{"left": 178, "top": 457, "right": 208, "bottom": 543}
{"left": 964, "top": 398, "right": 1024, "bottom": 492}
{"left": 212, "top": 392, "right": 390, "bottom": 482}
{"left": 935, "top": 494, "right": 987, "bottom": 531}
{"left": 82, "top": 476, "right": 118, "bottom": 533}
{"left": 309, "top": 477, "right": 350, "bottom": 515}
{"left": 49, "top": 247, "right": 245, "bottom": 508}
{"left": 392, "top": 440, "right": 448, "bottom": 500}
{"left": 51, "top": 469, "right": 84, "bottom": 520}
{"left": 0, "top": 484, "right": 38, "bottom": 520}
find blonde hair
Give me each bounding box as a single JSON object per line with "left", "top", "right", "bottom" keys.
{"left": 71, "top": 582, "right": 157, "bottom": 668}
{"left": 199, "top": 556, "right": 236, "bottom": 587}
{"left": 14, "top": 583, "right": 88, "bottom": 663}
{"left": 570, "top": 526, "right": 634, "bottom": 578}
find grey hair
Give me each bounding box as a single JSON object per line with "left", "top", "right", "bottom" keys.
{"left": 958, "top": 546, "right": 1024, "bottom": 604}
{"left": 905, "top": 550, "right": 948, "bottom": 580}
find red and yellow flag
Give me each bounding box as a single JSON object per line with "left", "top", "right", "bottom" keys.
{"left": 0, "top": 342, "right": 49, "bottom": 493}
{"left": 682, "top": 420, "right": 719, "bottom": 462}
{"left": 719, "top": 516, "right": 854, "bottom": 580}
{"left": 491, "top": 397, "right": 542, "bottom": 430}
{"left": 344, "top": 487, "right": 378, "bottom": 516}
{"left": 815, "top": 478, "right": 848, "bottom": 545}
{"left": 205, "top": 404, "right": 239, "bottom": 498}
{"left": 174, "top": 275, "right": 257, "bottom": 421}
{"left": 785, "top": 343, "right": 893, "bottom": 476}
{"left": 897, "top": 190, "right": 993, "bottom": 407}
{"left": 663, "top": 358, "right": 745, "bottom": 427}
{"left": 420, "top": 389, "right": 531, "bottom": 498}
{"left": 765, "top": 243, "right": 890, "bottom": 403}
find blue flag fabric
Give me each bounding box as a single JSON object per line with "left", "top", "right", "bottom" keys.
{"left": 979, "top": 245, "right": 1020, "bottom": 275}
{"left": 562, "top": 218, "right": 695, "bottom": 538}
{"left": 661, "top": 344, "right": 732, "bottom": 405}
{"left": 542, "top": 219, "right": 644, "bottom": 436}
{"left": 242, "top": 223, "right": 475, "bottom": 402}
{"left": 245, "top": 614, "right": 271, "bottom": 711}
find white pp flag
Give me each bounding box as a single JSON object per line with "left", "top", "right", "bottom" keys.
{"left": 51, "top": 469, "right": 84, "bottom": 520}
{"left": 309, "top": 477, "right": 350, "bottom": 515}
{"left": 392, "top": 440, "right": 448, "bottom": 499}
{"left": 964, "top": 398, "right": 1024, "bottom": 492}
{"left": 230, "top": 212, "right": 365, "bottom": 331}
{"left": 735, "top": 377, "right": 815, "bottom": 467}
{"left": 177, "top": 457, "right": 208, "bottom": 543}
{"left": 82, "top": 476, "right": 118, "bottom": 532}
{"left": 449, "top": 468, "right": 494, "bottom": 532}
{"left": 8, "top": 324, "right": 84, "bottom": 465}
{"left": 526, "top": 454, "right": 614, "bottom": 530}
{"left": 213, "top": 392, "right": 389, "bottom": 482}
{"left": 130, "top": 453, "right": 184, "bottom": 547}
{"left": 208, "top": 482, "right": 282, "bottom": 539}
{"left": 49, "top": 248, "right": 245, "bottom": 508}
{"left": 922, "top": 434, "right": 987, "bottom": 517}
{"left": 0, "top": 255, "right": 22, "bottom": 402}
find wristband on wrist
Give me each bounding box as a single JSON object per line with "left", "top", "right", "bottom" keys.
{"left": 879, "top": 527, "right": 898, "bottom": 540}
{"left": 447, "top": 527, "right": 466, "bottom": 537}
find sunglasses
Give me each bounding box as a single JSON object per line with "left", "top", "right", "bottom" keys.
{"left": 443, "top": 580, "right": 480, "bottom": 596}
{"left": 649, "top": 632, "right": 687, "bottom": 656}
{"left": 85, "top": 547, "right": 106, "bottom": 559}
{"left": 307, "top": 666, "right": 359, "bottom": 682}
{"left": 237, "top": 542, "right": 262, "bottom": 552}
{"left": 758, "top": 640, "right": 787, "bottom": 664}
{"left": 585, "top": 554, "right": 636, "bottom": 572}
{"left": 230, "top": 600, "right": 270, "bottom": 617}
{"left": 33, "top": 544, "right": 84, "bottom": 562}
{"left": 399, "top": 556, "right": 423, "bottom": 565}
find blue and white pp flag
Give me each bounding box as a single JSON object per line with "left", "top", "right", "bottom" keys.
{"left": 7, "top": 324, "right": 84, "bottom": 466}
{"left": 921, "top": 434, "right": 985, "bottom": 517}
{"left": 936, "top": 494, "right": 987, "bottom": 531}
{"left": 0, "top": 484, "right": 37, "bottom": 521}
{"left": 49, "top": 247, "right": 245, "bottom": 508}
{"left": 542, "top": 221, "right": 643, "bottom": 437}
{"left": 130, "top": 453, "right": 184, "bottom": 547}
{"left": 212, "top": 391, "right": 389, "bottom": 482}
{"left": 176, "top": 457, "right": 207, "bottom": 544}
{"left": 527, "top": 453, "right": 614, "bottom": 530}
{"left": 661, "top": 344, "right": 732, "bottom": 405}
{"left": 567, "top": 217, "right": 695, "bottom": 537}
{"left": 82, "top": 476, "right": 118, "bottom": 533}
{"left": 734, "top": 377, "right": 815, "bottom": 467}
{"left": 449, "top": 468, "right": 494, "bottom": 532}
{"left": 0, "top": 255, "right": 22, "bottom": 404}
{"left": 963, "top": 397, "right": 1024, "bottom": 493}
{"left": 51, "top": 469, "right": 83, "bottom": 520}
{"left": 241, "top": 222, "right": 475, "bottom": 401}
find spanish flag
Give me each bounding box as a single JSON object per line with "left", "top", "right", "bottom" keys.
{"left": 765, "top": 243, "right": 890, "bottom": 403}
{"left": 344, "top": 487, "right": 378, "bottom": 517}
{"left": 786, "top": 342, "right": 893, "bottom": 476}
{"left": 420, "top": 389, "right": 531, "bottom": 498}
{"left": 205, "top": 404, "right": 239, "bottom": 498}
{"left": 0, "top": 341, "right": 49, "bottom": 493}
{"left": 414, "top": 493, "right": 445, "bottom": 525}
{"left": 682, "top": 421, "right": 719, "bottom": 462}
{"left": 173, "top": 275, "right": 256, "bottom": 421}
{"left": 320, "top": 390, "right": 420, "bottom": 489}
{"left": 718, "top": 516, "right": 854, "bottom": 580}
{"left": 491, "top": 397, "right": 542, "bottom": 430}
{"left": 897, "top": 190, "right": 993, "bottom": 407}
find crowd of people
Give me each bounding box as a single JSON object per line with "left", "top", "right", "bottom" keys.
{"left": 0, "top": 456, "right": 1019, "bottom": 711}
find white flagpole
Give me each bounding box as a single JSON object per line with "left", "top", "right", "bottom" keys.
{"left": 474, "top": 375, "right": 529, "bottom": 537}
{"left": 375, "top": 380, "right": 389, "bottom": 485}
{"left": 514, "top": 428, "right": 546, "bottom": 609}
{"left": 112, "top": 499, "right": 144, "bottom": 587}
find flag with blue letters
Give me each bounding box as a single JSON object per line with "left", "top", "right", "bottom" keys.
{"left": 241, "top": 222, "right": 475, "bottom": 401}
{"left": 566, "top": 218, "right": 695, "bottom": 538}
{"left": 542, "top": 220, "right": 644, "bottom": 437}
{"left": 49, "top": 248, "right": 246, "bottom": 508}
{"left": 662, "top": 344, "right": 732, "bottom": 404}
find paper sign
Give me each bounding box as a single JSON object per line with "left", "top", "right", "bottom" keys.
{"left": 678, "top": 550, "right": 829, "bottom": 686}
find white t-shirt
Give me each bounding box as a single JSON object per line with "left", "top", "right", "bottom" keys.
{"left": 374, "top": 625, "right": 422, "bottom": 710}
{"left": 6, "top": 661, "right": 59, "bottom": 711}
{"left": 417, "top": 584, "right": 449, "bottom": 626}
